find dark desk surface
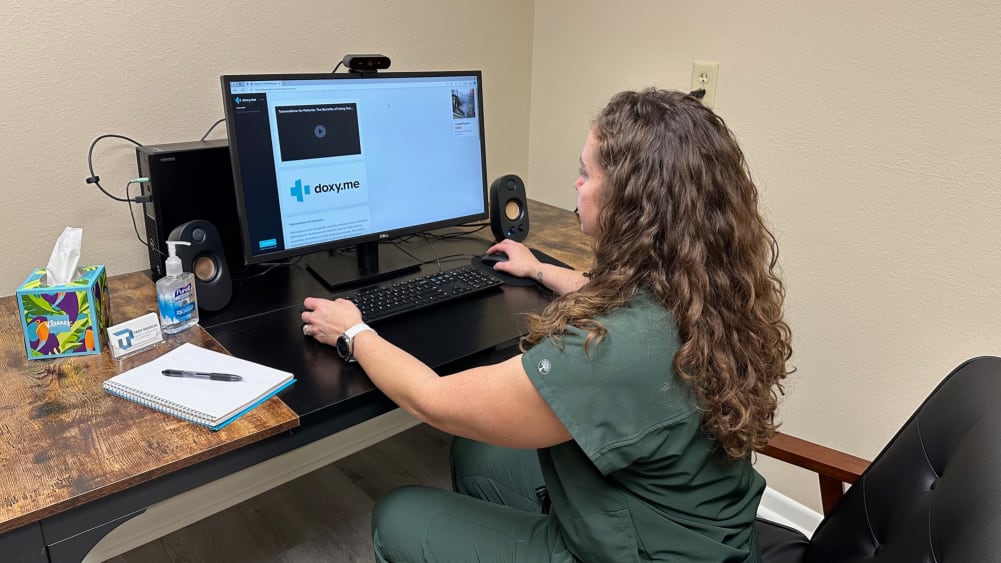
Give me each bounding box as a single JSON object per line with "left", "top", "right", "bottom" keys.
{"left": 0, "top": 199, "right": 590, "bottom": 555}
{"left": 202, "top": 199, "right": 593, "bottom": 422}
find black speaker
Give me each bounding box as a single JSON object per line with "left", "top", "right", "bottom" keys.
{"left": 489, "top": 174, "right": 529, "bottom": 242}
{"left": 136, "top": 139, "right": 243, "bottom": 280}
{"left": 167, "top": 220, "right": 233, "bottom": 312}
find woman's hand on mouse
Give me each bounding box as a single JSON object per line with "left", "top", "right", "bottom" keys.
{"left": 485, "top": 239, "right": 541, "bottom": 279}
{"left": 301, "top": 296, "right": 363, "bottom": 346}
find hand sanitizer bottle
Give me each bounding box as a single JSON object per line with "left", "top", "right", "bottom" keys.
{"left": 157, "top": 241, "right": 199, "bottom": 334}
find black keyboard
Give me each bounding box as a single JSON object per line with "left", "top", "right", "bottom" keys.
{"left": 342, "top": 265, "right": 504, "bottom": 323}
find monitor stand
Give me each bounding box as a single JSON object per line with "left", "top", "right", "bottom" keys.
{"left": 306, "top": 242, "right": 421, "bottom": 292}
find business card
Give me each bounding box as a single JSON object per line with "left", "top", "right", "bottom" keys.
{"left": 107, "top": 312, "right": 164, "bottom": 359}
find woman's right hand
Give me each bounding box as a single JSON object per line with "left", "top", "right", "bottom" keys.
{"left": 486, "top": 239, "right": 590, "bottom": 295}
{"left": 485, "top": 239, "right": 541, "bottom": 280}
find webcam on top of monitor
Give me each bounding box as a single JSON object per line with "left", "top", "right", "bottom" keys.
{"left": 340, "top": 54, "right": 391, "bottom": 74}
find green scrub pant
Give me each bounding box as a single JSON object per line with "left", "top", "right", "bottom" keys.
{"left": 371, "top": 437, "right": 575, "bottom": 562}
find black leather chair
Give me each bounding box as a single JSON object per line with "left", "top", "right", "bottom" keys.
{"left": 755, "top": 356, "right": 1001, "bottom": 562}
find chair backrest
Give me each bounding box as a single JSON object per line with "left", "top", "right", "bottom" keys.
{"left": 805, "top": 356, "right": 1001, "bottom": 562}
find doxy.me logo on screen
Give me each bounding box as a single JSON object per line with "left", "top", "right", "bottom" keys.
{"left": 290, "top": 178, "right": 362, "bottom": 202}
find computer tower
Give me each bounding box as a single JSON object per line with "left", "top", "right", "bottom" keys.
{"left": 136, "top": 139, "right": 244, "bottom": 279}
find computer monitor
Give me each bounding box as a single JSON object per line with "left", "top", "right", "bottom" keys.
{"left": 220, "top": 70, "right": 488, "bottom": 290}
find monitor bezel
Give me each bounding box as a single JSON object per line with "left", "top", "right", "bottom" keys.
{"left": 220, "top": 70, "right": 489, "bottom": 267}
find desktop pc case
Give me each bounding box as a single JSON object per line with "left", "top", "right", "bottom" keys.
{"left": 136, "top": 139, "right": 244, "bottom": 279}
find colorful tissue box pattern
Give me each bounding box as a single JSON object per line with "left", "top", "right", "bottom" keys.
{"left": 17, "top": 265, "right": 110, "bottom": 360}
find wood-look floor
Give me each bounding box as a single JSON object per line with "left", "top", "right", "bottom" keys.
{"left": 106, "top": 423, "right": 453, "bottom": 563}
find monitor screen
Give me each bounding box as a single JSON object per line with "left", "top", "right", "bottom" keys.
{"left": 220, "top": 71, "right": 488, "bottom": 288}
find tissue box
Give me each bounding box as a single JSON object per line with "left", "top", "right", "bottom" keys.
{"left": 17, "top": 265, "right": 110, "bottom": 360}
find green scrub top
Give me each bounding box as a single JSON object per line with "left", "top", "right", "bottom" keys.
{"left": 522, "top": 293, "right": 764, "bottom": 562}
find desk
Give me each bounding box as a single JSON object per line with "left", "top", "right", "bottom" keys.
{"left": 0, "top": 272, "right": 299, "bottom": 561}
{"left": 0, "top": 200, "right": 590, "bottom": 562}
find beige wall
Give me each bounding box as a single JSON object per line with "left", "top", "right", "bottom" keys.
{"left": 528, "top": 1, "right": 1001, "bottom": 511}
{"left": 0, "top": 0, "right": 534, "bottom": 293}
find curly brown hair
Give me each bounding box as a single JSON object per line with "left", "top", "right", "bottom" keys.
{"left": 523, "top": 88, "right": 792, "bottom": 459}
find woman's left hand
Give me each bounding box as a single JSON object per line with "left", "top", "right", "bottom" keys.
{"left": 301, "top": 297, "right": 363, "bottom": 346}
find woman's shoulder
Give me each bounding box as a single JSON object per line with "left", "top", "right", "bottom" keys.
{"left": 576, "top": 292, "right": 680, "bottom": 362}
{"left": 601, "top": 290, "right": 674, "bottom": 329}
{"left": 531, "top": 290, "right": 677, "bottom": 360}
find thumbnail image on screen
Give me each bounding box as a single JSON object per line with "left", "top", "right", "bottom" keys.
{"left": 275, "top": 103, "right": 361, "bottom": 161}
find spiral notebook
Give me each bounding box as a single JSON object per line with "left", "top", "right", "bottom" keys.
{"left": 103, "top": 343, "right": 295, "bottom": 430}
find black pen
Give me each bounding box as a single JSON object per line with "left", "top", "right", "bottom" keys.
{"left": 161, "top": 369, "right": 243, "bottom": 382}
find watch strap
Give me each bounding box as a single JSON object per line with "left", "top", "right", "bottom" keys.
{"left": 344, "top": 322, "right": 376, "bottom": 339}
{"left": 339, "top": 323, "right": 376, "bottom": 362}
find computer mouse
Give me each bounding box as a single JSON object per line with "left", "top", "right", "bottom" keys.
{"left": 480, "top": 251, "right": 509, "bottom": 266}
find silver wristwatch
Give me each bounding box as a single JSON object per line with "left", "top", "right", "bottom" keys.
{"left": 336, "top": 323, "right": 376, "bottom": 362}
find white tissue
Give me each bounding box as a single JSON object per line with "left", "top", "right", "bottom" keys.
{"left": 45, "top": 227, "right": 83, "bottom": 286}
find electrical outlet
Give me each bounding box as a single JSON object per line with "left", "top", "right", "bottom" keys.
{"left": 690, "top": 60, "right": 719, "bottom": 108}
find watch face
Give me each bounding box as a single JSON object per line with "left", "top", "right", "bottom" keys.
{"left": 336, "top": 334, "right": 350, "bottom": 359}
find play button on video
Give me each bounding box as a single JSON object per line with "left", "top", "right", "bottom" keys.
{"left": 314, "top": 125, "right": 327, "bottom": 138}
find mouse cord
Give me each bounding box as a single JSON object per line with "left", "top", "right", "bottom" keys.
{"left": 420, "top": 233, "right": 445, "bottom": 272}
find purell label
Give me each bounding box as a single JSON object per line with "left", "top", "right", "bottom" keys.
{"left": 174, "top": 283, "right": 192, "bottom": 299}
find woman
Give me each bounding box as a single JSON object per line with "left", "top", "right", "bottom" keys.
{"left": 302, "top": 88, "right": 792, "bottom": 562}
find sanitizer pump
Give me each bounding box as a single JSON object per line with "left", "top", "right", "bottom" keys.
{"left": 157, "top": 241, "right": 199, "bottom": 334}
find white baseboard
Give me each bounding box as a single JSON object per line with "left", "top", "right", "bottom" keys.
{"left": 757, "top": 486, "right": 823, "bottom": 538}
{"left": 83, "top": 408, "right": 419, "bottom": 563}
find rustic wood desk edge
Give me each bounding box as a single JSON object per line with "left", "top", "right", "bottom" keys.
{"left": 0, "top": 271, "right": 299, "bottom": 534}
